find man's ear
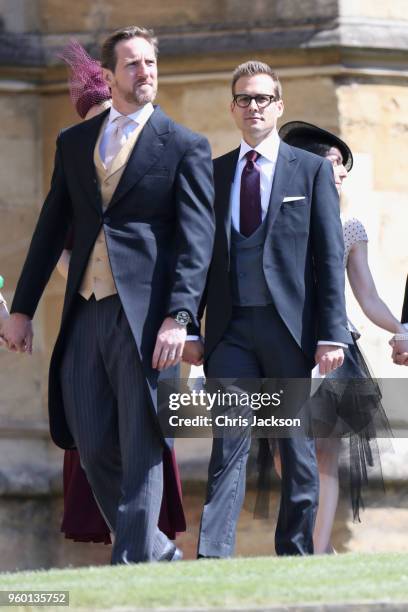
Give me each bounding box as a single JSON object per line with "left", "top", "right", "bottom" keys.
{"left": 102, "top": 67, "right": 114, "bottom": 88}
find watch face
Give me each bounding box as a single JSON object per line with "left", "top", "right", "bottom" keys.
{"left": 175, "top": 311, "right": 191, "bottom": 326}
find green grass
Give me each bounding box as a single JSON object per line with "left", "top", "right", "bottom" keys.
{"left": 0, "top": 553, "right": 407, "bottom": 610}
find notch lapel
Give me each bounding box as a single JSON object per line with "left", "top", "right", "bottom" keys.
{"left": 108, "top": 107, "right": 171, "bottom": 209}
{"left": 214, "top": 148, "right": 240, "bottom": 258}
{"left": 265, "top": 141, "right": 299, "bottom": 233}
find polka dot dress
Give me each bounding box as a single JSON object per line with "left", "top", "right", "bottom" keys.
{"left": 342, "top": 217, "right": 368, "bottom": 267}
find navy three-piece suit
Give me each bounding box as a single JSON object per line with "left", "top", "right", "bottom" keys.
{"left": 196, "top": 140, "right": 350, "bottom": 556}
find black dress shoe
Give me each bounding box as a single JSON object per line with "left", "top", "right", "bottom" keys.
{"left": 159, "top": 542, "right": 183, "bottom": 562}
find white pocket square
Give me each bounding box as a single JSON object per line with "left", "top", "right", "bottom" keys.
{"left": 282, "top": 196, "right": 306, "bottom": 202}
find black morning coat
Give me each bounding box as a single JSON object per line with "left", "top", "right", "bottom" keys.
{"left": 11, "top": 106, "right": 215, "bottom": 449}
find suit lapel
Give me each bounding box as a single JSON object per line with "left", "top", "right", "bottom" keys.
{"left": 214, "top": 148, "right": 239, "bottom": 257}
{"left": 75, "top": 109, "right": 110, "bottom": 214}
{"left": 109, "top": 106, "right": 171, "bottom": 209}
{"left": 265, "top": 141, "right": 299, "bottom": 233}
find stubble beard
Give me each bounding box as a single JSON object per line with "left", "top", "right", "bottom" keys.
{"left": 125, "top": 83, "right": 157, "bottom": 106}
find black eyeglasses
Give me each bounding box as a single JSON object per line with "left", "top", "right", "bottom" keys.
{"left": 232, "top": 94, "right": 278, "bottom": 108}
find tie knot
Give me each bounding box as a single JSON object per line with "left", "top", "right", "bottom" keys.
{"left": 114, "top": 114, "right": 133, "bottom": 125}
{"left": 245, "top": 150, "right": 259, "bottom": 164}
{"left": 113, "top": 115, "right": 134, "bottom": 132}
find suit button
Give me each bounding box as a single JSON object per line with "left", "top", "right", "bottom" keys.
{"left": 104, "top": 216, "right": 111, "bottom": 223}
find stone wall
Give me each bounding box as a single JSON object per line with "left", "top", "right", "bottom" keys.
{"left": 0, "top": 0, "right": 407, "bottom": 570}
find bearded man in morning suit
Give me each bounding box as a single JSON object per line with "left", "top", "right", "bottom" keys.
{"left": 184, "top": 61, "right": 351, "bottom": 557}
{"left": 3, "top": 27, "right": 215, "bottom": 564}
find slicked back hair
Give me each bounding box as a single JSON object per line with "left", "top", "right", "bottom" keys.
{"left": 101, "top": 26, "right": 158, "bottom": 72}
{"left": 232, "top": 61, "right": 282, "bottom": 99}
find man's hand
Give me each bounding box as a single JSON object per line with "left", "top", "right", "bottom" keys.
{"left": 152, "top": 316, "right": 187, "bottom": 371}
{"left": 390, "top": 338, "right": 408, "bottom": 366}
{"left": 183, "top": 339, "right": 204, "bottom": 366}
{"left": 1, "top": 313, "right": 33, "bottom": 354}
{"left": 314, "top": 345, "right": 344, "bottom": 375}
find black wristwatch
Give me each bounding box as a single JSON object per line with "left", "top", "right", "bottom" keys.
{"left": 171, "top": 310, "right": 192, "bottom": 327}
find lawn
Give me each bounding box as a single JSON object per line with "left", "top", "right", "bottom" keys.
{"left": 0, "top": 553, "right": 407, "bottom": 610}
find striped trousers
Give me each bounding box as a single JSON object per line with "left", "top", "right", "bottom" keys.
{"left": 60, "top": 294, "right": 170, "bottom": 563}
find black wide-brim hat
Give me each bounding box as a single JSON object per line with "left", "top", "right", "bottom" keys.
{"left": 279, "top": 120, "right": 353, "bottom": 171}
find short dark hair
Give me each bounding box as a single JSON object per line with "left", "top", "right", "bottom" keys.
{"left": 101, "top": 26, "right": 158, "bottom": 72}
{"left": 232, "top": 61, "right": 282, "bottom": 99}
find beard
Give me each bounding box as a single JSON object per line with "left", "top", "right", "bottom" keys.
{"left": 123, "top": 82, "right": 157, "bottom": 106}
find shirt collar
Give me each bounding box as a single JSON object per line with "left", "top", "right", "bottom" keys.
{"left": 108, "top": 102, "right": 154, "bottom": 126}
{"left": 239, "top": 128, "right": 281, "bottom": 163}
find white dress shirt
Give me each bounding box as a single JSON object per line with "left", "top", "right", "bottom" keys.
{"left": 99, "top": 102, "right": 154, "bottom": 164}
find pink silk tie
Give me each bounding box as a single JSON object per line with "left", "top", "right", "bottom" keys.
{"left": 104, "top": 115, "right": 134, "bottom": 167}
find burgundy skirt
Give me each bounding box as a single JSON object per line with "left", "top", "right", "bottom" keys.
{"left": 61, "top": 447, "right": 186, "bottom": 543}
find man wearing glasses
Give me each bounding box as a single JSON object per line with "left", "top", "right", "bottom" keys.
{"left": 185, "top": 61, "right": 350, "bottom": 557}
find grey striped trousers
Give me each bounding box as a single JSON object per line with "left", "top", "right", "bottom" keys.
{"left": 60, "top": 294, "right": 170, "bottom": 563}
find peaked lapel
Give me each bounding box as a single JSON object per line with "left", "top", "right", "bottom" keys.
{"left": 214, "top": 148, "right": 240, "bottom": 258}
{"left": 265, "top": 141, "right": 299, "bottom": 234}
{"left": 108, "top": 106, "right": 172, "bottom": 209}
{"left": 74, "top": 109, "right": 110, "bottom": 214}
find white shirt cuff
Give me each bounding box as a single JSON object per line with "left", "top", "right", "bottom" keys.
{"left": 317, "top": 340, "right": 348, "bottom": 348}
{"left": 186, "top": 335, "right": 200, "bottom": 341}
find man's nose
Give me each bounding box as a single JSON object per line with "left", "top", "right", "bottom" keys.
{"left": 136, "top": 61, "right": 149, "bottom": 75}
{"left": 248, "top": 98, "right": 259, "bottom": 111}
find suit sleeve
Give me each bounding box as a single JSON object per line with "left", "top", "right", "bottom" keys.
{"left": 167, "top": 135, "right": 215, "bottom": 327}
{"left": 310, "top": 158, "right": 351, "bottom": 345}
{"left": 11, "top": 135, "right": 72, "bottom": 317}
{"left": 186, "top": 271, "right": 209, "bottom": 336}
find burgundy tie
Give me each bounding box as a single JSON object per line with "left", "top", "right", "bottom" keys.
{"left": 240, "top": 150, "right": 262, "bottom": 237}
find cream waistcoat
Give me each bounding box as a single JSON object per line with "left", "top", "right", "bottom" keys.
{"left": 79, "top": 116, "right": 145, "bottom": 300}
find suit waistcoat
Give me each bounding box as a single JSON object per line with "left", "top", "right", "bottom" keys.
{"left": 79, "top": 117, "right": 144, "bottom": 300}
{"left": 230, "top": 220, "right": 272, "bottom": 307}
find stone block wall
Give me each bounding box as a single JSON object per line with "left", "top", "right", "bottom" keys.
{"left": 0, "top": 0, "right": 407, "bottom": 570}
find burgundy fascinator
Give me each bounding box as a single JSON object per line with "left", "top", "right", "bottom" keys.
{"left": 59, "top": 40, "right": 111, "bottom": 119}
